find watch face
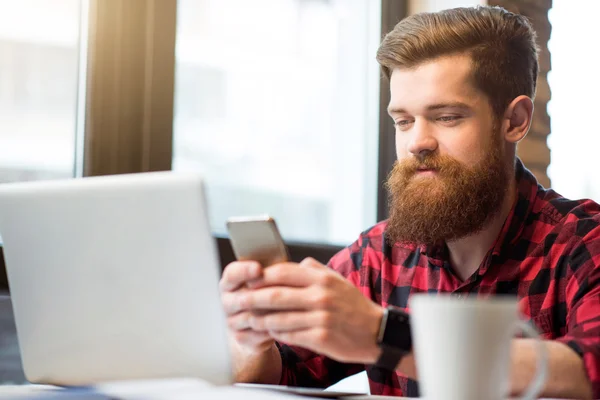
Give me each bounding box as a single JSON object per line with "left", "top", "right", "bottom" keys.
{"left": 383, "top": 308, "right": 412, "bottom": 351}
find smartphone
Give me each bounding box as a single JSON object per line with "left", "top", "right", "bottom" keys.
{"left": 226, "top": 215, "right": 289, "bottom": 267}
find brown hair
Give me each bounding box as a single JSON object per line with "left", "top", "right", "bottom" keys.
{"left": 376, "top": 6, "right": 539, "bottom": 119}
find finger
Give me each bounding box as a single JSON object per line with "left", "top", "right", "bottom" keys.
{"left": 249, "top": 311, "right": 330, "bottom": 332}
{"left": 232, "top": 329, "right": 273, "bottom": 349}
{"left": 251, "top": 263, "right": 323, "bottom": 289}
{"left": 223, "top": 286, "right": 314, "bottom": 314}
{"left": 223, "top": 286, "right": 310, "bottom": 314}
{"left": 240, "top": 287, "right": 312, "bottom": 311}
{"left": 222, "top": 291, "right": 243, "bottom": 315}
{"left": 228, "top": 311, "right": 253, "bottom": 331}
{"left": 219, "top": 261, "right": 263, "bottom": 292}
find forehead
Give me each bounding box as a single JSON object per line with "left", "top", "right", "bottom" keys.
{"left": 388, "top": 54, "right": 486, "bottom": 113}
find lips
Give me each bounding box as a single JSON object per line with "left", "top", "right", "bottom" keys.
{"left": 413, "top": 166, "right": 438, "bottom": 178}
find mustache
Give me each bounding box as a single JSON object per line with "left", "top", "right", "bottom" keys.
{"left": 396, "top": 154, "right": 459, "bottom": 176}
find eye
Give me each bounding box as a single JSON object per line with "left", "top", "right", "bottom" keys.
{"left": 437, "top": 115, "right": 461, "bottom": 123}
{"left": 394, "top": 119, "right": 413, "bottom": 130}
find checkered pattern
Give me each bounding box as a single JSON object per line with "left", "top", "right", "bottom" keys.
{"left": 278, "top": 159, "right": 600, "bottom": 397}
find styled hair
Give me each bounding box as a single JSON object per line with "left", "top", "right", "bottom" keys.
{"left": 376, "top": 6, "right": 539, "bottom": 119}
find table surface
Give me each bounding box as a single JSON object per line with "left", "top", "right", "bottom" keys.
{"left": 0, "top": 383, "right": 572, "bottom": 400}
{"left": 0, "top": 381, "right": 406, "bottom": 399}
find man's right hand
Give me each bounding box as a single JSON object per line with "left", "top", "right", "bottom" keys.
{"left": 219, "top": 261, "right": 275, "bottom": 353}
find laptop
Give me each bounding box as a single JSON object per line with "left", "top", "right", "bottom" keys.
{"left": 0, "top": 172, "right": 232, "bottom": 387}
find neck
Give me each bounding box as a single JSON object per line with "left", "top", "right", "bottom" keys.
{"left": 446, "top": 177, "right": 517, "bottom": 281}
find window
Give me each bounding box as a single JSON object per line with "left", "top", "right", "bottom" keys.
{"left": 173, "top": 0, "right": 382, "bottom": 245}
{"left": 547, "top": 1, "right": 600, "bottom": 201}
{"left": 0, "top": 0, "right": 86, "bottom": 383}
{"left": 0, "top": 0, "right": 408, "bottom": 283}
{"left": 0, "top": 0, "right": 85, "bottom": 184}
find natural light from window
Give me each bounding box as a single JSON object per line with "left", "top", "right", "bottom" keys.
{"left": 173, "top": 0, "right": 381, "bottom": 245}
{"left": 0, "top": 0, "right": 83, "bottom": 183}
{"left": 547, "top": 1, "right": 600, "bottom": 202}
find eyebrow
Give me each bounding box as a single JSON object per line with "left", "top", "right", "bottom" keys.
{"left": 387, "top": 101, "right": 473, "bottom": 116}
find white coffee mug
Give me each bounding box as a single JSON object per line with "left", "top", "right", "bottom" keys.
{"left": 409, "top": 294, "right": 547, "bottom": 400}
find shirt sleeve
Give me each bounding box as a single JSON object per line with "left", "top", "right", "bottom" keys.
{"left": 555, "top": 225, "right": 600, "bottom": 398}
{"left": 277, "top": 342, "right": 364, "bottom": 388}
{"left": 277, "top": 233, "right": 374, "bottom": 388}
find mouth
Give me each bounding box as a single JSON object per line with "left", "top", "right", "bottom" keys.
{"left": 415, "top": 167, "right": 437, "bottom": 177}
{"left": 416, "top": 166, "right": 436, "bottom": 172}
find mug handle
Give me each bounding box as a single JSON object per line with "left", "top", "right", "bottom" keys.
{"left": 516, "top": 319, "right": 548, "bottom": 400}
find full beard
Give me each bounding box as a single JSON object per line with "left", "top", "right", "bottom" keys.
{"left": 384, "top": 133, "right": 510, "bottom": 246}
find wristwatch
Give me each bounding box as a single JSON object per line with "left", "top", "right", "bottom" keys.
{"left": 374, "top": 306, "right": 412, "bottom": 370}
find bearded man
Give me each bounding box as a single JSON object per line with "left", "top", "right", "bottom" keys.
{"left": 219, "top": 5, "right": 600, "bottom": 399}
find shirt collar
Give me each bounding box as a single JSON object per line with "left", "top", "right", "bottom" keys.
{"left": 490, "top": 158, "right": 539, "bottom": 258}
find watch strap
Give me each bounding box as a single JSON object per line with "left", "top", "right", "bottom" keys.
{"left": 374, "top": 306, "right": 411, "bottom": 370}
{"left": 374, "top": 344, "right": 407, "bottom": 371}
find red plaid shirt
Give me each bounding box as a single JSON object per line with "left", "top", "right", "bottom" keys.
{"left": 278, "top": 159, "right": 600, "bottom": 397}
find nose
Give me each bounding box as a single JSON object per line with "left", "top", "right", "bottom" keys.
{"left": 407, "top": 120, "right": 438, "bottom": 158}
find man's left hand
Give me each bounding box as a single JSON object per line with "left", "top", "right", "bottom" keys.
{"left": 222, "top": 257, "right": 384, "bottom": 364}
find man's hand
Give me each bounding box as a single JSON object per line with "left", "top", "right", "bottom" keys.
{"left": 222, "top": 257, "right": 384, "bottom": 364}
{"left": 220, "top": 260, "right": 275, "bottom": 355}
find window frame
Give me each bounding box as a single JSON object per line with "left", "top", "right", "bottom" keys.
{"left": 0, "top": 0, "right": 408, "bottom": 290}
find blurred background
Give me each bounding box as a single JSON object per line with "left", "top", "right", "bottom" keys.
{"left": 0, "top": 0, "right": 598, "bottom": 386}
{"left": 0, "top": 0, "right": 597, "bottom": 247}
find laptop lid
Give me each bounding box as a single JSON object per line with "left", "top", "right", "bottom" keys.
{"left": 0, "top": 172, "right": 232, "bottom": 386}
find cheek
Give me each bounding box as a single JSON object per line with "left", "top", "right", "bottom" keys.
{"left": 437, "top": 137, "right": 485, "bottom": 167}
{"left": 394, "top": 133, "right": 410, "bottom": 159}
{"left": 444, "top": 117, "right": 496, "bottom": 163}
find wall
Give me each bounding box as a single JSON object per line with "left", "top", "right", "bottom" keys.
{"left": 488, "top": 0, "right": 553, "bottom": 187}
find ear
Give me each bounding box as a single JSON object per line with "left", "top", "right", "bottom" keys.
{"left": 501, "top": 95, "right": 534, "bottom": 144}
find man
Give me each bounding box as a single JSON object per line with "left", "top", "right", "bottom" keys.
{"left": 220, "top": 6, "right": 600, "bottom": 399}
